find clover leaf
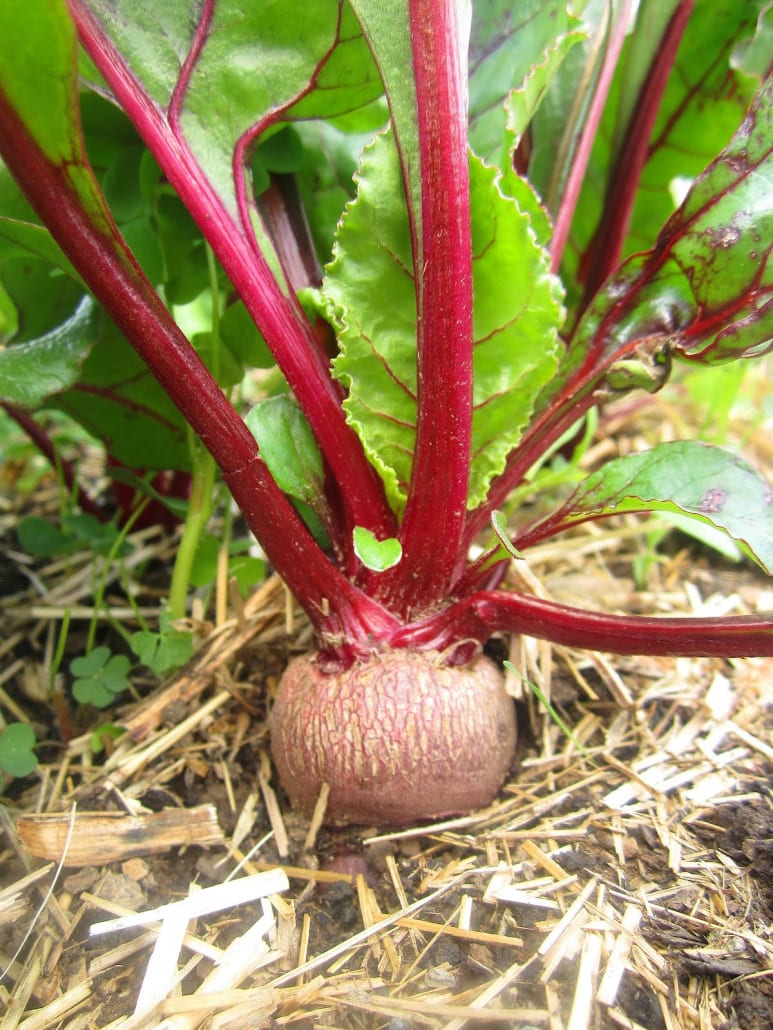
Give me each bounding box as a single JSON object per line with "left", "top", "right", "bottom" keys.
{"left": 70, "top": 646, "right": 131, "bottom": 708}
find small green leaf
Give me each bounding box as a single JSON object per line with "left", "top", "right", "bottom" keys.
{"left": 0, "top": 217, "right": 82, "bottom": 282}
{"left": 190, "top": 534, "right": 267, "bottom": 595}
{"left": 130, "top": 628, "right": 192, "bottom": 676}
{"left": 219, "top": 301, "right": 274, "bottom": 369}
{"left": 17, "top": 512, "right": 132, "bottom": 560}
{"left": 538, "top": 441, "right": 773, "bottom": 573}
{"left": 17, "top": 517, "right": 80, "bottom": 558}
{"left": 61, "top": 513, "right": 132, "bottom": 557}
{"left": 72, "top": 678, "right": 113, "bottom": 708}
{"left": 98, "top": 655, "right": 131, "bottom": 690}
{"left": 193, "top": 331, "right": 244, "bottom": 391}
{"left": 0, "top": 722, "right": 38, "bottom": 778}
{"left": 0, "top": 253, "right": 85, "bottom": 342}
{"left": 71, "top": 646, "right": 112, "bottom": 679}
{"left": 71, "top": 647, "right": 131, "bottom": 708}
{"left": 353, "top": 526, "right": 402, "bottom": 572}
{"left": 190, "top": 532, "right": 220, "bottom": 589}
{"left": 245, "top": 392, "right": 334, "bottom": 545}
{"left": 228, "top": 555, "right": 267, "bottom": 597}
{"left": 90, "top": 722, "right": 126, "bottom": 754}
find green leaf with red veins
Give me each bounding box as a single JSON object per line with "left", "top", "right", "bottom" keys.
{"left": 526, "top": 0, "right": 616, "bottom": 214}
{"left": 521, "top": 441, "right": 773, "bottom": 574}
{"left": 559, "top": 75, "right": 772, "bottom": 399}
{"left": 71, "top": 0, "right": 396, "bottom": 540}
{"left": 469, "top": 156, "right": 564, "bottom": 507}
{"left": 469, "top": 0, "right": 585, "bottom": 167}
{"left": 49, "top": 314, "right": 191, "bottom": 471}
{"left": 325, "top": 130, "right": 564, "bottom": 512}
{"left": 623, "top": 0, "right": 766, "bottom": 256}
{"left": 467, "top": 0, "right": 584, "bottom": 253}
{"left": 81, "top": 0, "right": 381, "bottom": 224}
{"left": 325, "top": 131, "right": 416, "bottom": 509}
{"left": 567, "top": 0, "right": 767, "bottom": 298}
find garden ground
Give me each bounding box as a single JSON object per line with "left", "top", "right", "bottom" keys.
{"left": 1, "top": 385, "right": 772, "bottom": 1029}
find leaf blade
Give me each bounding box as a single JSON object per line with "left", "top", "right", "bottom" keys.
{"left": 0, "top": 296, "right": 96, "bottom": 407}
{"left": 528, "top": 441, "right": 773, "bottom": 573}
{"left": 469, "top": 0, "right": 585, "bottom": 164}
{"left": 326, "top": 132, "right": 564, "bottom": 511}
{"left": 562, "top": 74, "right": 773, "bottom": 403}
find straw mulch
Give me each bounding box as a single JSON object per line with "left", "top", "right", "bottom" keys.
{"left": 1, "top": 390, "right": 772, "bottom": 1030}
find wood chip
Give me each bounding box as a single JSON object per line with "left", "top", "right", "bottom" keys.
{"left": 16, "top": 806, "right": 225, "bottom": 866}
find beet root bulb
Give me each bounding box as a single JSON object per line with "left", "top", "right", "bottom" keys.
{"left": 270, "top": 649, "right": 517, "bottom": 827}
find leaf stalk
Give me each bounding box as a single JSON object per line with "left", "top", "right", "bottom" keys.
{"left": 375, "top": 0, "right": 474, "bottom": 615}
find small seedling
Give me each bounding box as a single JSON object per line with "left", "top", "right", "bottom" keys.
{"left": 89, "top": 722, "right": 126, "bottom": 754}
{"left": 503, "top": 660, "right": 589, "bottom": 758}
{"left": 70, "top": 647, "right": 131, "bottom": 709}
{"left": 130, "top": 619, "right": 193, "bottom": 677}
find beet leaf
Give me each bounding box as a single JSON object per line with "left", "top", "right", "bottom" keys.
{"left": 325, "top": 134, "right": 563, "bottom": 513}
{"left": 515, "top": 441, "right": 773, "bottom": 573}
{"left": 571, "top": 71, "right": 772, "bottom": 375}
{"left": 575, "top": 0, "right": 769, "bottom": 301}
{"left": 0, "top": 296, "right": 95, "bottom": 407}
{"left": 70, "top": 0, "right": 395, "bottom": 544}
{"left": 469, "top": 0, "right": 586, "bottom": 166}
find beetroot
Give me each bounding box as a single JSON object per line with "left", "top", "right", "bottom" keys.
{"left": 270, "top": 650, "right": 516, "bottom": 826}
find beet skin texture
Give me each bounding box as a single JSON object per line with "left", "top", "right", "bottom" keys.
{"left": 270, "top": 649, "right": 517, "bottom": 827}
